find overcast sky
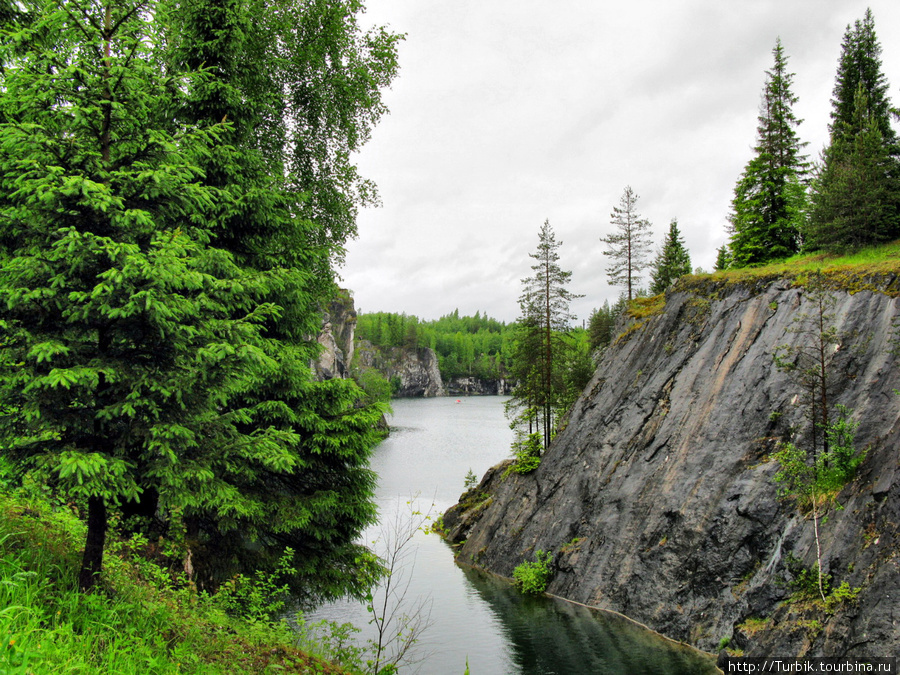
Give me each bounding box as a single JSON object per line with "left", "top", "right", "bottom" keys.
{"left": 339, "top": 1, "right": 900, "bottom": 324}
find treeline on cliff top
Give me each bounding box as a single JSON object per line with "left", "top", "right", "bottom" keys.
{"left": 356, "top": 309, "right": 592, "bottom": 381}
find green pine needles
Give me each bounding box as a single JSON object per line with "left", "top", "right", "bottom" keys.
{"left": 728, "top": 38, "right": 807, "bottom": 267}
{"left": 0, "top": 0, "right": 398, "bottom": 605}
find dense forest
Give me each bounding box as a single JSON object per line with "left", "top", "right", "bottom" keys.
{"left": 356, "top": 309, "right": 593, "bottom": 382}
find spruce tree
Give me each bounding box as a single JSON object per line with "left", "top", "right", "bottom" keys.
{"left": 0, "top": 0, "right": 397, "bottom": 603}
{"left": 649, "top": 219, "right": 692, "bottom": 295}
{"left": 0, "top": 0, "right": 283, "bottom": 590}
{"left": 808, "top": 86, "right": 900, "bottom": 251}
{"left": 602, "top": 186, "right": 653, "bottom": 300}
{"left": 829, "top": 8, "right": 896, "bottom": 148}
{"left": 806, "top": 10, "right": 900, "bottom": 252}
{"left": 729, "top": 38, "right": 807, "bottom": 267}
{"left": 160, "top": 0, "right": 402, "bottom": 604}
{"left": 715, "top": 245, "right": 732, "bottom": 271}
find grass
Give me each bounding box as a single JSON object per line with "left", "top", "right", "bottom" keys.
{"left": 680, "top": 241, "right": 900, "bottom": 296}
{"left": 610, "top": 241, "right": 900, "bottom": 346}
{"left": 0, "top": 488, "right": 357, "bottom": 675}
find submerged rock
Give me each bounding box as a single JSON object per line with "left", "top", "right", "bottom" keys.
{"left": 445, "top": 277, "right": 900, "bottom": 657}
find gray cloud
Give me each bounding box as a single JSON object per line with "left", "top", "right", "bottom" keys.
{"left": 342, "top": 1, "right": 900, "bottom": 323}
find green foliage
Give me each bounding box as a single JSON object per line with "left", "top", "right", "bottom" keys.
{"left": 508, "top": 220, "right": 585, "bottom": 454}
{"left": 602, "top": 186, "right": 653, "bottom": 301}
{"left": 715, "top": 245, "right": 732, "bottom": 271}
{"left": 0, "top": 0, "right": 398, "bottom": 603}
{"left": 785, "top": 557, "right": 861, "bottom": 613}
{"left": 512, "top": 549, "right": 554, "bottom": 595}
{"left": 463, "top": 469, "right": 478, "bottom": 490}
{"left": 211, "top": 549, "right": 297, "bottom": 623}
{"left": 0, "top": 489, "right": 352, "bottom": 674}
{"left": 510, "top": 431, "right": 543, "bottom": 474}
{"left": 807, "top": 85, "right": 900, "bottom": 252}
{"left": 829, "top": 9, "right": 896, "bottom": 148}
{"left": 774, "top": 407, "right": 865, "bottom": 504}
{"left": 824, "top": 580, "right": 861, "bottom": 612}
{"left": 805, "top": 10, "right": 900, "bottom": 253}
{"left": 356, "top": 310, "right": 514, "bottom": 381}
{"left": 729, "top": 38, "right": 807, "bottom": 267}
{"left": 650, "top": 219, "right": 693, "bottom": 295}
{"left": 587, "top": 299, "right": 625, "bottom": 352}
{"left": 786, "top": 557, "right": 832, "bottom": 602}
{"left": 355, "top": 367, "right": 395, "bottom": 409}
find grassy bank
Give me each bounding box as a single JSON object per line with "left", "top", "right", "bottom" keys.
{"left": 689, "top": 241, "right": 900, "bottom": 293}
{"left": 0, "top": 486, "right": 360, "bottom": 675}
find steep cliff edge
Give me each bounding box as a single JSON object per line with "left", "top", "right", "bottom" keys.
{"left": 354, "top": 341, "right": 445, "bottom": 397}
{"left": 444, "top": 275, "right": 900, "bottom": 658}
{"left": 313, "top": 292, "right": 444, "bottom": 396}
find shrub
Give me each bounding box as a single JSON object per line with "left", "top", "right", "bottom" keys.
{"left": 511, "top": 432, "right": 542, "bottom": 474}
{"left": 513, "top": 550, "right": 553, "bottom": 595}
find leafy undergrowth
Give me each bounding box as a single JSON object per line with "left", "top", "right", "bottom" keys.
{"left": 0, "top": 489, "right": 353, "bottom": 675}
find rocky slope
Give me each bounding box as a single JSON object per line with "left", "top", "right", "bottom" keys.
{"left": 312, "top": 290, "right": 358, "bottom": 381}
{"left": 446, "top": 376, "right": 515, "bottom": 396}
{"left": 443, "top": 274, "right": 900, "bottom": 658}
{"left": 354, "top": 341, "right": 445, "bottom": 397}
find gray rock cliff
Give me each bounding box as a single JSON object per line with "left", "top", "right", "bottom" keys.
{"left": 446, "top": 376, "right": 515, "bottom": 396}
{"left": 444, "top": 275, "right": 900, "bottom": 657}
{"left": 354, "top": 341, "right": 444, "bottom": 397}
{"left": 312, "top": 291, "right": 357, "bottom": 380}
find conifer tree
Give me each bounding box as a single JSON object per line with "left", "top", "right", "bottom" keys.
{"left": 161, "top": 0, "right": 401, "bottom": 603}
{"left": 649, "top": 219, "right": 692, "bottom": 295}
{"left": 602, "top": 186, "right": 653, "bottom": 300}
{"left": 714, "top": 245, "right": 732, "bottom": 271}
{"left": 806, "top": 10, "right": 900, "bottom": 252}
{"left": 0, "top": 0, "right": 279, "bottom": 590}
{"left": 829, "top": 8, "right": 896, "bottom": 148}
{"left": 729, "top": 38, "right": 807, "bottom": 267}
{"left": 587, "top": 301, "right": 620, "bottom": 352}
{"left": 510, "top": 220, "right": 582, "bottom": 454}
{"left": 0, "top": 0, "right": 397, "bottom": 602}
{"left": 808, "top": 86, "right": 900, "bottom": 251}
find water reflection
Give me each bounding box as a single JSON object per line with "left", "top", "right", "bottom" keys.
{"left": 460, "top": 566, "right": 718, "bottom": 675}
{"left": 308, "top": 398, "right": 718, "bottom": 674}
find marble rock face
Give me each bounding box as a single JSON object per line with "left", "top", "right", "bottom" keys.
{"left": 445, "top": 278, "right": 900, "bottom": 658}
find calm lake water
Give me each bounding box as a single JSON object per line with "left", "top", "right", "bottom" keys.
{"left": 308, "top": 397, "right": 717, "bottom": 675}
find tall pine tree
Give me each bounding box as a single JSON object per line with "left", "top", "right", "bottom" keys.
{"left": 602, "top": 186, "right": 653, "bottom": 300}
{"left": 729, "top": 38, "right": 807, "bottom": 267}
{"left": 510, "top": 220, "right": 582, "bottom": 454}
{"left": 806, "top": 10, "right": 900, "bottom": 252}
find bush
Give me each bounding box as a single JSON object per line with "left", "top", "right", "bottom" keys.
{"left": 511, "top": 432, "right": 542, "bottom": 474}
{"left": 513, "top": 550, "right": 553, "bottom": 595}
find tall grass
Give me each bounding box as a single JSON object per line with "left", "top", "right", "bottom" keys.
{"left": 0, "top": 488, "right": 353, "bottom": 674}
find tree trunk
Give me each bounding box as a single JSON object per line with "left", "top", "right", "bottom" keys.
{"left": 79, "top": 496, "right": 107, "bottom": 591}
